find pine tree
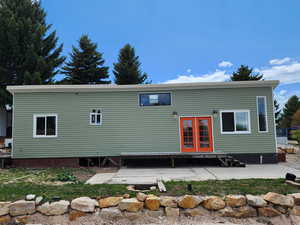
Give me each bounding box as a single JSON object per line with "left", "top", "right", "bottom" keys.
{"left": 281, "top": 95, "right": 300, "bottom": 128}
{"left": 113, "top": 44, "right": 150, "bottom": 85}
{"left": 274, "top": 99, "right": 282, "bottom": 126}
{"left": 0, "top": 0, "right": 65, "bottom": 106}
{"left": 61, "top": 35, "right": 110, "bottom": 84}
{"left": 230, "top": 65, "right": 263, "bottom": 81}
{"left": 291, "top": 109, "right": 300, "bottom": 127}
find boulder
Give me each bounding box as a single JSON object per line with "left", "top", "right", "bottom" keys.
{"left": 124, "top": 211, "right": 143, "bottom": 220}
{"left": 119, "top": 198, "right": 144, "bottom": 212}
{"left": 9, "top": 200, "right": 35, "bottom": 216}
{"left": 37, "top": 200, "right": 70, "bottom": 216}
{"left": 274, "top": 205, "right": 288, "bottom": 214}
{"left": 225, "top": 195, "right": 246, "bottom": 208}
{"left": 246, "top": 195, "right": 267, "bottom": 207}
{"left": 177, "top": 195, "right": 203, "bottom": 209}
{"left": 145, "top": 195, "right": 160, "bottom": 211}
{"left": 26, "top": 194, "right": 36, "bottom": 201}
{"left": 99, "top": 197, "right": 123, "bottom": 208}
{"left": 202, "top": 196, "right": 226, "bottom": 210}
{"left": 71, "top": 197, "right": 99, "bottom": 212}
{"left": 165, "top": 207, "right": 179, "bottom": 217}
{"left": 264, "top": 192, "right": 294, "bottom": 208}
{"left": 0, "top": 215, "right": 11, "bottom": 224}
{"left": 0, "top": 202, "right": 11, "bottom": 216}
{"left": 290, "top": 206, "right": 300, "bottom": 216}
{"left": 14, "top": 216, "right": 29, "bottom": 224}
{"left": 160, "top": 196, "right": 177, "bottom": 208}
{"left": 136, "top": 193, "right": 147, "bottom": 202}
{"left": 145, "top": 208, "right": 165, "bottom": 218}
{"left": 100, "top": 207, "right": 123, "bottom": 219}
{"left": 288, "top": 193, "right": 300, "bottom": 206}
{"left": 219, "top": 206, "right": 257, "bottom": 218}
{"left": 35, "top": 196, "right": 43, "bottom": 206}
{"left": 69, "top": 210, "right": 86, "bottom": 221}
{"left": 258, "top": 207, "right": 282, "bottom": 217}
{"left": 123, "top": 194, "right": 130, "bottom": 199}
{"left": 182, "top": 206, "right": 210, "bottom": 217}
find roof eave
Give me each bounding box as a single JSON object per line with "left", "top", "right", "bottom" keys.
{"left": 6, "top": 80, "right": 280, "bottom": 94}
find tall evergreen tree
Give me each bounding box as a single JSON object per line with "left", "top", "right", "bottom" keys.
{"left": 274, "top": 99, "right": 282, "bottom": 126}
{"left": 61, "top": 35, "right": 110, "bottom": 84}
{"left": 0, "top": 0, "right": 65, "bottom": 107}
{"left": 281, "top": 95, "right": 300, "bottom": 128}
{"left": 113, "top": 44, "right": 150, "bottom": 85}
{"left": 230, "top": 65, "right": 263, "bottom": 81}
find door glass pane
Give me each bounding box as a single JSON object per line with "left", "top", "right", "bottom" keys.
{"left": 46, "top": 116, "right": 56, "bottom": 135}
{"left": 36, "top": 117, "right": 45, "bottom": 135}
{"left": 235, "top": 112, "right": 249, "bottom": 131}
{"left": 199, "top": 119, "right": 210, "bottom": 148}
{"left": 183, "top": 120, "right": 194, "bottom": 148}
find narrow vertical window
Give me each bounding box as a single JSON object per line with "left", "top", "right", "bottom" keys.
{"left": 257, "top": 96, "right": 268, "bottom": 132}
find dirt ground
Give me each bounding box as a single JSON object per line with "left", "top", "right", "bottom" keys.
{"left": 21, "top": 213, "right": 300, "bottom": 225}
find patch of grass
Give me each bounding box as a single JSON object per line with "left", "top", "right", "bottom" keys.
{"left": 0, "top": 168, "right": 95, "bottom": 184}
{"left": 162, "top": 179, "right": 300, "bottom": 196}
{"left": 0, "top": 179, "right": 298, "bottom": 202}
{"left": 0, "top": 183, "right": 129, "bottom": 202}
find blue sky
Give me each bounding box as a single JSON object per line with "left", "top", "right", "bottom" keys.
{"left": 42, "top": 0, "right": 300, "bottom": 107}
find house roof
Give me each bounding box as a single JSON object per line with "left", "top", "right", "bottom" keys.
{"left": 7, "top": 80, "right": 279, "bottom": 94}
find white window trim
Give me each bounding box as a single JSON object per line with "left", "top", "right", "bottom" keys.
{"left": 33, "top": 114, "right": 58, "bottom": 138}
{"left": 257, "top": 96, "right": 269, "bottom": 133}
{"left": 220, "top": 110, "right": 251, "bottom": 134}
{"left": 138, "top": 92, "right": 172, "bottom": 107}
{"left": 89, "top": 109, "right": 102, "bottom": 126}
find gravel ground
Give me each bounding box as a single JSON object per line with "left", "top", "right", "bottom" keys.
{"left": 22, "top": 213, "right": 300, "bottom": 225}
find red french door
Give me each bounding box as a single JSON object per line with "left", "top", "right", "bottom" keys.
{"left": 180, "top": 117, "right": 213, "bottom": 152}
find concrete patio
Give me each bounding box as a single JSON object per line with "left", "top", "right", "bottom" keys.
{"left": 86, "top": 164, "right": 300, "bottom": 185}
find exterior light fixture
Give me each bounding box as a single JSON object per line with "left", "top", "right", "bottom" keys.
{"left": 172, "top": 111, "right": 178, "bottom": 119}
{"left": 212, "top": 110, "right": 218, "bottom": 118}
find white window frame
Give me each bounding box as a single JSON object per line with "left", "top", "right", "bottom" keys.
{"left": 257, "top": 96, "right": 268, "bottom": 133}
{"left": 220, "top": 110, "right": 251, "bottom": 134}
{"left": 90, "top": 109, "right": 102, "bottom": 126}
{"left": 33, "top": 114, "right": 58, "bottom": 138}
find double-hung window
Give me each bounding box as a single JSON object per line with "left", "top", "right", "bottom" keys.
{"left": 90, "top": 109, "right": 102, "bottom": 125}
{"left": 33, "top": 114, "right": 57, "bottom": 138}
{"left": 139, "top": 93, "right": 171, "bottom": 106}
{"left": 220, "top": 110, "right": 251, "bottom": 134}
{"left": 257, "top": 96, "right": 268, "bottom": 132}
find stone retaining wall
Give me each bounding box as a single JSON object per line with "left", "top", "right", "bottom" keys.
{"left": 1, "top": 192, "right": 300, "bottom": 224}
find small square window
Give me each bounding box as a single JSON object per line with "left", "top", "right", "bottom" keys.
{"left": 90, "top": 109, "right": 102, "bottom": 125}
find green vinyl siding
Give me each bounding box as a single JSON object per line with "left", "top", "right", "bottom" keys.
{"left": 12, "top": 87, "right": 276, "bottom": 158}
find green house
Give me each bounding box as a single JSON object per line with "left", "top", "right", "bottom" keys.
{"left": 7, "top": 80, "right": 279, "bottom": 167}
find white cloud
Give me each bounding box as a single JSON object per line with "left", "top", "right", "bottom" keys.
{"left": 279, "top": 90, "right": 287, "bottom": 95}
{"left": 258, "top": 61, "right": 300, "bottom": 84}
{"left": 164, "top": 70, "right": 229, "bottom": 84}
{"left": 269, "top": 57, "right": 291, "bottom": 65}
{"left": 186, "top": 69, "right": 192, "bottom": 73}
{"left": 218, "top": 61, "right": 233, "bottom": 68}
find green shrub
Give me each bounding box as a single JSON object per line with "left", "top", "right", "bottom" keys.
{"left": 56, "top": 171, "right": 77, "bottom": 182}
